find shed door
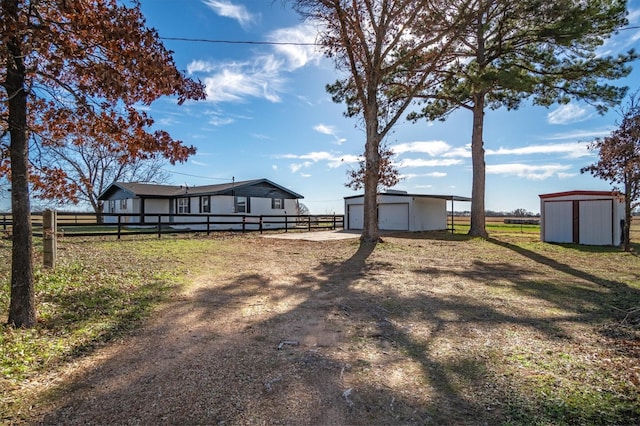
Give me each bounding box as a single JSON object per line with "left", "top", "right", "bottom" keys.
{"left": 579, "top": 200, "right": 613, "bottom": 245}
{"left": 378, "top": 203, "right": 409, "bottom": 231}
{"left": 543, "top": 201, "right": 573, "bottom": 243}
{"left": 348, "top": 204, "right": 364, "bottom": 230}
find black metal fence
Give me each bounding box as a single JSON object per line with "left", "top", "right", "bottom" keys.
{"left": 4, "top": 212, "right": 344, "bottom": 239}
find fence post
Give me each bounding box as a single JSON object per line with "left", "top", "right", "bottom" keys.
{"left": 285, "top": 215, "right": 288, "bottom": 233}
{"left": 117, "top": 215, "right": 122, "bottom": 240}
{"left": 2, "top": 214, "right": 5, "bottom": 230}
{"left": 260, "top": 216, "right": 263, "bottom": 234}
{"left": 308, "top": 215, "right": 311, "bottom": 232}
{"left": 333, "top": 214, "right": 336, "bottom": 230}
{"left": 207, "top": 215, "right": 211, "bottom": 236}
{"left": 43, "top": 209, "right": 57, "bottom": 268}
{"left": 158, "top": 215, "right": 162, "bottom": 238}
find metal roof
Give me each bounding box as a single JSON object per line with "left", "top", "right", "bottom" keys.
{"left": 344, "top": 192, "right": 471, "bottom": 202}
{"left": 98, "top": 178, "right": 304, "bottom": 200}
{"left": 539, "top": 190, "right": 616, "bottom": 199}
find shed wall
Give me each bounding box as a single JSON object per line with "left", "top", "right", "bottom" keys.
{"left": 412, "top": 198, "right": 447, "bottom": 231}
{"left": 540, "top": 193, "right": 623, "bottom": 246}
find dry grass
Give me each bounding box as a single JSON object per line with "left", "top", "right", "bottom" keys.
{"left": 2, "top": 231, "right": 640, "bottom": 425}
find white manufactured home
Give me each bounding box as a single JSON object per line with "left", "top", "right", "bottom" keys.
{"left": 539, "top": 190, "right": 625, "bottom": 246}
{"left": 98, "top": 179, "right": 303, "bottom": 230}
{"left": 344, "top": 191, "right": 471, "bottom": 232}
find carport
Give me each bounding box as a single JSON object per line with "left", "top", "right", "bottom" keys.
{"left": 344, "top": 191, "right": 471, "bottom": 232}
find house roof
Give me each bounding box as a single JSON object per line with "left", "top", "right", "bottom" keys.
{"left": 539, "top": 190, "right": 616, "bottom": 199}
{"left": 98, "top": 179, "right": 304, "bottom": 200}
{"left": 344, "top": 192, "right": 471, "bottom": 202}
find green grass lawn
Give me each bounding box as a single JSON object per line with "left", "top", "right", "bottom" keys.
{"left": 1, "top": 232, "right": 639, "bottom": 424}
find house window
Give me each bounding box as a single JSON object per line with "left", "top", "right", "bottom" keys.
{"left": 109, "top": 200, "right": 115, "bottom": 213}
{"left": 120, "top": 199, "right": 127, "bottom": 210}
{"left": 272, "top": 198, "right": 284, "bottom": 209}
{"left": 200, "top": 196, "right": 210, "bottom": 213}
{"left": 178, "top": 198, "right": 190, "bottom": 214}
{"left": 235, "top": 196, "right": 248, "bottom": 213}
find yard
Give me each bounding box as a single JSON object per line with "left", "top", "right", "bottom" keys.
{"left": 1, "top": 229, "right": 639, "bottom": 424}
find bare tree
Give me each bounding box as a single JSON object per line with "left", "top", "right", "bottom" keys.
{"left": 582, "top": 92, "right": 640, "bottom": 252}
{"left": 294, "top": 0, "right": 471, "bottom": 242}
{"left": 34, "top": 139, "right": 171, "bottom": 221}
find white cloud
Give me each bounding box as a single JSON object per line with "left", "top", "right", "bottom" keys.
{"left": 186, "top": 22, "right": 324, "bottom": 104}
{"left": 190, "top": 160, "right": 208, "bottom": 166}
{"left": 201, "top": 62, "right": 285, "bottom": 103}
{"left": 272, "top": 165, "right": 278, "bottom": 170}
{"left": 278, "top": 151, "right": 360, "bottom": 171}
{"left": 392, "top": 140, "right": 451, "bottom": 156}
{"left": 486, "top": 142, "right": 591, "bottom": 158}
{"left": 545, "top": 128, "right": 613, "bottom": 141}
{"left": 313, "top": 124, "right": 336, "bottom": 135}
{"left": 547, "top": 104, "right": 591, "bottom": 125}
{"left": 202, "top": 0, "right": 256, "bottom": 28}
{"left": 396, "top": 158, "right": 463, "bottom": 168}
{"left": 300, "top": 173, "right": 312, "bottom": 178}
{"left": 186, "top": 60, "right": 217, "bottom": 75}
{"left": 268, "top": 22, "right": 323, "bottom": 70}
{"left": 402, "top": 172, "right": 447, "bottom": 179}
{"left": 313, "top": 123, "right": 346, "bottom": 145}
{"left": 487, "top": 163, "right": 572, "bottom": 180}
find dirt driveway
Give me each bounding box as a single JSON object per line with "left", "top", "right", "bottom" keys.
{"left": 30, "top": 233, "right": 640, "bottom": 425}
{"left": 262, "top": 229, "right": 361, "bottom": 241}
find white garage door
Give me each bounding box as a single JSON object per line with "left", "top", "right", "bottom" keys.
{"left": 579, "top": 200, "right": 613, "bottom": 245}
{"left": 378, "top": 203, "right": 409, "bottom": 231}
{"left": 543, "top": 201, "right": 573, "bottom": 243}
{"left": 348, "top": 204, "right": 364, "bottom": 230}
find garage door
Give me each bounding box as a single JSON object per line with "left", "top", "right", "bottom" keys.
{"left": 579, "top": 200, "right": 613, "bottom": 245}
{"left": 378, "top": 203, "right": 409, "bottom": 231}
{"left": 543, "top": 201, "right": 573, "bottom": 243}
{"left": 348, "top": 204, "right": 364, "bottom": 230}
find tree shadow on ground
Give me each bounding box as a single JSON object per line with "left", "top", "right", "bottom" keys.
{"left": 35, "top": 235, "right": 640, "bottom": 425}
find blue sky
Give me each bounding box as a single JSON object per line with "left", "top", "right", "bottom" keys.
{"left": 137, "top": 0, "right": 640, "bottom": 214}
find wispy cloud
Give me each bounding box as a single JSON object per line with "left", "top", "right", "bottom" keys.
{"left": 547, "top": 104, "right": 592, "bottom": 125}
{"left": 402, "top": 172, "right": 447, "bottom": 179}
{"left": 202, "top": 0, "right": 256, "bottom": 28}
{"left": 396, "top": 158, "right": 463, "bottom": 168}
{"left": 268, "top": 22, "right": 323, "bottom": 70}
{"left": 278, "top": 151, "right": 359, "bottom": 171}
{"left": 313, "top": 123, "right": 346, "bottom": 145}
{"left": 187, "top": 22, "right": 322, "bottom": 104}
{"left": 486, "top": 142, "right": 591, "bottom": 158}
{"left": 392, "top": 140, "right": 451, "bottom": 156}
{"left": 392, "top": 140, "right": 471, "bottom": 158}
{"left": 545, "top": 128, "right": 613, "bottom": 141}
{"left": 487, "top": 163, "right": 572, "bottom": 180}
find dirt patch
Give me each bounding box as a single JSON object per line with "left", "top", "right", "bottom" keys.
{"left": 21, "top": 233, "right": 640, "bottom": 424}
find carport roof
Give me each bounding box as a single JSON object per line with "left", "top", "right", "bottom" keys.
{"left": 344, "top": 192, "right": 471, "bottom": 202}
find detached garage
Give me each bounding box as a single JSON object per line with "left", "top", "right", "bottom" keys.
{"left": 539, "top": 190, "right": 625, "bottom": 246}
{"left": 344, "top": 191, "right": 471, "bottom": 232}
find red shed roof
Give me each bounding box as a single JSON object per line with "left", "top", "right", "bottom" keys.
{"left": 539, "top": 190, "right": 616, "bottom": 199}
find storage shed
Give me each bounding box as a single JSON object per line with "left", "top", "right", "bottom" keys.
{"left": 344, "top": 191, "right": 471, "bottom": 232}
{"left": 539, "top": 190, "right": 625, "bottom": 246}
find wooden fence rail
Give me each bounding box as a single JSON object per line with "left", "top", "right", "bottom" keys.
{"left": 9, "top": 212, "right": 344, "bottom": 239}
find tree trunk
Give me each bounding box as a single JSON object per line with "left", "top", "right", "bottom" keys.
{"left": 361, "top": 118, "right": 381, "bottom": 243}
{"left": 623, "top": 183, "right": 632, "bottom": 252}
{"left": 469, "top": 93, "right": 488, "bottom": 238}
{"left": 4, "top": 0, "right": 36, "bottom": 327}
